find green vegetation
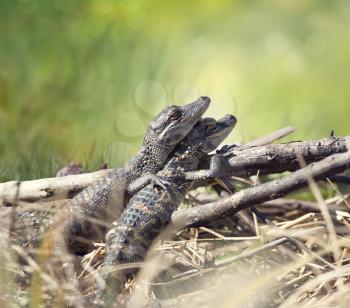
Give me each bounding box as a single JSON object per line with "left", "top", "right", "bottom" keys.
{"left": 1, "top": 0, "right": 350, "bottom": 181}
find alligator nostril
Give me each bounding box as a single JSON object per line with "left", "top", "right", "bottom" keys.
{"left": 199, "top": 96, "right": 211, "bottom": 103}
{"left": 229, "top": 115, "right": 237, "bottom": 121}
{"left": 224, "top": 114, "right": 237, "bottom": 125}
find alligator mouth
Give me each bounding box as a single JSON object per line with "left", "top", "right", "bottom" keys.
{"left": 182, "top": 96, "right": 210, "bottom": 124}
{"left": 218, "top": 114, "right": 237, "bottom": 128}
{"left": 205, "top": 114, "right": 237, "bottom": 137}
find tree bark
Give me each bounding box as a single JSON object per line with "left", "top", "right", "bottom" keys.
{"left": 214, "top": 136, "right": 349, "bottom": 177}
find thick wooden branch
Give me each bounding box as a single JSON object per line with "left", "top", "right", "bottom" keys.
{"left": 1, "top": 136, "right": 349, "bottom": 204}
{"left": 172, "top": 149, "right": 350, "bottom": 229}
{"left": 0, "top": 169, "right": 110, "bottom": 204}
{"left": 215, "top": 136, "right": 350, "bottom": 177}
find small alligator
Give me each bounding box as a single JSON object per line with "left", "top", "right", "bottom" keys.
{"left": 40, "top": 97, "right": 210, "bottom": 256}
{"left": 98, "top": 114, "right": 236, "bottom": 304}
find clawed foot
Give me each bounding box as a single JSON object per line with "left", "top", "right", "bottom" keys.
{"left": 149, "top": 175, "right": 168, "bottom": 190}
{"left": 128, "top": 174, "right": 170, "bottom": 195}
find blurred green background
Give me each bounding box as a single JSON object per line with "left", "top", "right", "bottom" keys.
{"left": 1, "top": 0, "right": 350, "bottom": 181}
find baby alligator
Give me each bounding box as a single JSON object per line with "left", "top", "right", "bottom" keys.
{"left": 98, "top": 114, "right": 236, "bottom": 304}
{"left": 44, "top": 97, "right": 210, "bottom": 255}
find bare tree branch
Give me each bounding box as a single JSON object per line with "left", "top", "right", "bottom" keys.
{"left": 214, "top": 136, "right": 350, "bottom": 177}
{"left": 1, "top": 136, "right": 349, "bottom": 204}
{"left": 172, "top": 149, "right": 350, "bottom": 229}
{"left": 0, "top": 170, "right": 110, "bottom": 204}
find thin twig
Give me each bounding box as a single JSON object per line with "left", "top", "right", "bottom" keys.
{"left": 245, "top": 126, "right": 296, "bottom": 147}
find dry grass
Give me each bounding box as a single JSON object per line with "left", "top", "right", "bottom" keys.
{"left": 1, "top": 179, "right": 350, "bottom": 307}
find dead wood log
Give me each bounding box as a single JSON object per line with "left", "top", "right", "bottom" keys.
{"left": 0, "top": 136, "right": 349, "bottom": 204}
{"left": 172, "top": 149, "right": 350, "bottom": 229}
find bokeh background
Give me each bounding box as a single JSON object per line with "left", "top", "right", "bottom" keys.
{"left": 1, "top": 0, "right": 350, "bottom": 181}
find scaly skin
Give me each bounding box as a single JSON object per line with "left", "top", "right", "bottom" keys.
{"left": 40, "top": 97, "right": 210, "bottom": 256}
{"left": 98, "top": 115, "right": 237, "bottom": 304}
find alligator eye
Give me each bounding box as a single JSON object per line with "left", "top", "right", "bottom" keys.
{"left": 168, "top": 109, "right": 182, "bottom": 121}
